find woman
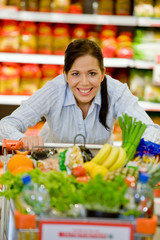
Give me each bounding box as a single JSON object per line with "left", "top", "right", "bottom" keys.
{"left": 0, "top": 39, "right": 160, "bottom": 150}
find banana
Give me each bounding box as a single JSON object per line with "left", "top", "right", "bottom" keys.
{"left": 109, "top": 147, "right": 127, "bottom": 171}
{"left": 91, "top": 143, "right": 112, "bottom": 165}
{"left": 90, "top": 165, "right": 108, "bottom": 178}
{"left": 102, "top": 146, "right": 120, "bottom": 169}
{"left": 83, "top": 161, "right": 97, "bottom": 174}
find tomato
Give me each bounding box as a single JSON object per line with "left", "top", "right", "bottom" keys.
{"left": 72, "top": 165, "right": 86, "bottom": 177}
{"left": 76, "top": 176, "right": 91, "bottom": 183}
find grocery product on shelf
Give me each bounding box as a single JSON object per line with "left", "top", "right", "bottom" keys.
{"left": 133, "top": 28, "right": 160, "bottom": 61}
{"left": 129, "top": 68, "right": 152, "bottom": 100}
{"left": 40, "top": 64, "right": 59, "bottom": 87}
{"left": 71, "top": 24, "right": 87, "bottom": 40}
{"left": 0, "top": 20, "right": 19, "bottom": 52}
{"left": 52, "top": 23, "right": 70, "bottom": 55}
{"left": 19, "top": 21, "right": 37, "bottom": 54}
{"left": 100, "top": 25, "right": 118, "bottom": 58}
{"left": 116, "top": 31, "right": 134, "bottom": 58}
{"left": 144, "top": 84, "right": 160, "bottom": 102}
{"left": 115, "top": 0, "right": 132, "bottom": 16}
{"left": 37, "top": 22, "right": 52, "bottom": 54}
{"left": 20, "top": 64, "right": 41, "bottom": 95}
{"left": 69, "top": 2, "right": 83, "bottom": 14}
{"left": 26, "top": 0, "right": 38, "bottom": 11}
{"left": 39, "top": 0, "right": 51, "bottom": 12}
{"left": 134, "top": 0, "right": 154, "bottom": 17}
{"left": 87, "top": 30, "right": 100, "bottom": 44}
{"left": 0, "top": 62, "right": 20, "bottom": 95}
{"left": 98, "top": 0, "right": 114, "bottom": 15}
{"left": 53, "top": 0, "right": 70, "bottom": 13}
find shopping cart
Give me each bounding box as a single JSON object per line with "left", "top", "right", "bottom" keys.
{"left": 0, "top": 139, "right": 158, "bottom": 240}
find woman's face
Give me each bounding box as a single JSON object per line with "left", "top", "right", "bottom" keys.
{"left": 65, "top": 55, "right": 105, "bottom": 107}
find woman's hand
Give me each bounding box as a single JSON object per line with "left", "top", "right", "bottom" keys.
{"left": 21, "top": 135, "right": 44, "bottom": 151}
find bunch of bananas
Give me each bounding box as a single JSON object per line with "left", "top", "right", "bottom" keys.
{"left": 83, "top": 144, "right": 127, "bottom": 179}
{"left": 93, "top": 143, "right": 127, "bottom": 170}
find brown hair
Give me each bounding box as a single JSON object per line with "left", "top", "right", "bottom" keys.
{"left": 64, "top": 39, "right": 109, "bottom": 130}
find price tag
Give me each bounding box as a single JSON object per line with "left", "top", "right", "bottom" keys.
{"left": 39, "top": 219, "right": 134, "bottom": 240}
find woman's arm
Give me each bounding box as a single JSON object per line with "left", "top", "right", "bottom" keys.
{"left": 0, "top": 80, "right": 57, "bottom": 145}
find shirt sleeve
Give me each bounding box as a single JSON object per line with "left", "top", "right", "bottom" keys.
{"left": 112, "top": 80, "right": 160, "bottom": 144}
{"left": 0, "top": 80, "right": 58, "bottom": 141}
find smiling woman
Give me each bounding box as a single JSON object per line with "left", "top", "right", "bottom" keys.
{"left": 65, "top": 55, "right": 104, "bottom": 119}
{"left": 0, "top": 39, "right": 160, "bottom": 150}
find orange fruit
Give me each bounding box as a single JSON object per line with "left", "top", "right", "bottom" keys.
{"left": 12, "top": 166, "right": 33, "bottom": 176}
{"left": 7, "top": 154, "right": 33, "bottom": 172}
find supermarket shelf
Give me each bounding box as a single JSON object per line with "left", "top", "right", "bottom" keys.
{"left": 134, "top": 60, "right": 155, "bottom": 69}
{"left": 104, "top": 58, "right": 134, "bottom": 68}
{"left": 0, "top": 53, "right": 65, "bottom": 65}
{"left": 0, "top": 53, "right": 155, "bottom": 69}
{"left": 1, "top": 10, "right": 160, "bottom": 27}
{"left": 138, "top": 101, "right": 160, "bottom": 112}
{"left": 0, "top": 95, "right": 29, "bottom": 105}
{"left": 0, "top": 95, "right": 160, "bottom": 112}
{"left": 137, "top": 17, "right": 160, "bottom": 27}
{"left": 0, "top": 9, "right": 137, "bottom": 26}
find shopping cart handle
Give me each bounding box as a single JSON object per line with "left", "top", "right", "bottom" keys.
{"left": 2, "top": 138, "right": 23, "bottom": 153}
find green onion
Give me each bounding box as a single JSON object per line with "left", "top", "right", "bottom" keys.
{"left": 118, "top": 114, "right": 147, "bottom": 164}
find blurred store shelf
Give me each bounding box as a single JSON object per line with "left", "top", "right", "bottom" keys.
{"left": 0, "top": 10, "right": 137, "bottom": 25}
{"left": 0, "top": 53, "right": 155, "bottom": 69}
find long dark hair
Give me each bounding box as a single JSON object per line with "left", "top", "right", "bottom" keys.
{"left": 64, "top": 39, "right": 109, "bottom": 130}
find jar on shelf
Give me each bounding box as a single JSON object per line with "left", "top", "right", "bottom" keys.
{"left": 98, "top": 0, "right": 114, "bottom": 15}
{"left": 37, "top": 23, "right": 52, "bottom": 55}
{"left": 71, "top": 24, "right": 87, "bottom": 40}
{"left": 0, "top": 20, "right": 19, "bottom": 52}
{"left": 26, "top": 0, "right": 38, "bottom": 11}
{"left": 51, "top": 0, "right": 70, "bottom": 13}
{"left": 115, "top": 0, "right": 132, "bottom": 16}
{"left": 39, "top": 0, "right": 51, "bottom": 12}
{"left": 7, "top": 0, "right": 20, "bottom": 9}
{"left": 0, "top": 62, "right": 20, "bottom": 95}
{"left": 19, "top": 64, "right": 41, "bottom": 95}
{"left": 87, "top": 30, "right": 99, "bottom": 45}
{"left": 19, "top": 21, "right": 37, "bottom": 54}
{"left": 40, "top": 64, "right": 59, "bottom": 87}
{"left": 52, "top": 24, "right": 70, "bottom": 55}
{"left": 69, "top": 3, "right": 83, "bottom": 14}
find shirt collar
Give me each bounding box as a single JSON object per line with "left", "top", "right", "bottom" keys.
{"left": 63, "top": 80, "right": 101, "bottom": 107}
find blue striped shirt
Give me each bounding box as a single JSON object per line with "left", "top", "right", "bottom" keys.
{"left": 0, "top": 74, "right": 160, "bottom": 144}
